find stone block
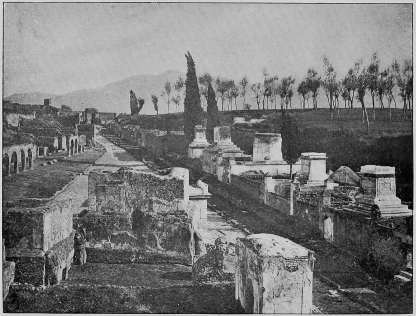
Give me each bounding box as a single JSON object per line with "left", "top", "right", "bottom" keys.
{"left": 236, "top": 234, "right": 314, "bottom": 314}
{"left": 3, "top": 261, "right": 15, "bottom": 301}
{"left": 301, "top": 152, "right": 328, "bottom": 185}
{"left": 253, "top": 133, "right": 283, "bottom": 162}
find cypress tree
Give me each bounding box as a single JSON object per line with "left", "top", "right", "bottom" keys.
{"left": 184, "top": 52, "right": 203, "bottom": 143}
{"left": 281, "top": 112, "right": 301, "bottom": 179}
{"left": 206, "top": 82, "right": 220, "bottom": 143}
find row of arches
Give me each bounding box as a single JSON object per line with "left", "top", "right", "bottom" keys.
{"left": 3, "top": 148, "right": 33, "bottom": 176}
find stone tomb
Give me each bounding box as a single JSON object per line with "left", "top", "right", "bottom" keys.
{"left": 236, "top": 234, "right": 315, "bottom": 314}
{"left": 300, "top": 152, "right": 328, "bottom": 186}
{"left": 188, "top": 125, "right": 210, "bottom": 159}
{"left": 355, "top": 165, "right": 412, "bottom": 217}
{"left": 252, "top": 133, "right": 283, "bottom": 163}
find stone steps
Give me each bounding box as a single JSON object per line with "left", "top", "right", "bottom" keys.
{"left": 399, "top": 270, "right": 413, "bottom": 280}
{"left": 394, "top": 274, "right": 411, "bottom": 283}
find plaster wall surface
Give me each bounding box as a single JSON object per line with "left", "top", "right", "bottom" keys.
{"left": 252, "top": 133, "right": 283, "bottom": 162}
{"left": 236, "top": 234, "right": 314, "bottom": 314}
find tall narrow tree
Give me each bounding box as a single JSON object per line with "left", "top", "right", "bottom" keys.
{"left": 138, "top": 98, "right": 145, "bottom": 114}
{"left": 281, "top": 112, "right": 301, "bottom": 179}
{"left": 129, "top": 90, "right": 140, "bottom": 115}
{"left": 183, "top": 52, "right": 203, "bottom": 143}
{"left": 151, "top": 95, "right": 159, "bottom": 115}
{"left": 206, "top": 83, "right": 220, "bottom": 143}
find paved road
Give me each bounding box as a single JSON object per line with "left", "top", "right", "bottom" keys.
{"left": 52, "top": 134, "right": 150, "bottom": 214}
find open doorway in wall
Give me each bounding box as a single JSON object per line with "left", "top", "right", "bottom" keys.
{"left": 11, "top": 151, "right": 18, "bottom": 173}
{"left": 324, "top": 216, "right": 334, "bottom": 242}
{"left": 3, "top": 154, "right": 10, "bottom": 175}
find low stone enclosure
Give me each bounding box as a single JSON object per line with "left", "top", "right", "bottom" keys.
{"left": 3, "top": 200, "right": 75, "bottom": 286}
{"left": 77, "top": 167, "right": 210, "bottom": 265}
{"left": 225, "top": 163, "right": 413, "bottom": 275}
{"left": 3, "top": 143, "right": 36, "bottom": 175}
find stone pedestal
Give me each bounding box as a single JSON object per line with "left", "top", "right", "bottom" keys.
{"left": 236, "top": 234, "right": 315, "bottom": 314}
{"left": 301, "top": 152, "right": 328, "bottom": 186}
{"left": 188, "top": 180, "right": 211, "bottom": 229}
{"left": 253, "top": 133, "right": 283, "bottom": 163}
{"left": 355, "top": 165, "right": 412, "bottom": 217}
{"left": 188, "top": 125, "right": 210, "bottom": 159}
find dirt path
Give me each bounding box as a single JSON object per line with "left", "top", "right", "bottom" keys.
{"left": 201, "top": 173, "right": 412, "bottom": 314}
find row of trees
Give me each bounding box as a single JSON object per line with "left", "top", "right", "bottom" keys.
{"left": 318, "top": 54, "right": 413, "bottom": 127}
{"left": 132, "top": 54, "right": 412, "bottom": 124}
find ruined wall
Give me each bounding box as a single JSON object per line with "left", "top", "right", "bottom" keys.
{"left": 83, "top": 168, "right": 193, "bottom": 264}
{"left": 264, "top": 192, "right": 291, "bottom": 215}
{"left": 6, "top": 255, "right": 45, "bottom": 286}
{"left": 3, "top": 210, "right": 45, "bottom": 251}
{"left": 77, "top": 124, "right": 96, "bottom": 146}
{"left": 294, "top": 201, "right": 320, "bottom": 227}
{"left": 96, "top": 183, "right": 127, "bottom": 213}
{"left": 44, "top": 204, "right": 73, "bottom": 251}
{"left": 45, "top": 231, "right": 75, "bottom": 285}
{"left": 4, "top": 113, "right": 35, "bottom": 127}
{"left": 3, "top": 261, "right": 15, "bottom": 300}
{"left": 3, "top": 205, "right": 75, "bottom": 286}
{"left": 228, "top": 162, "right": 301, "bottom": 178}
{"left": 201, "top": 149, "right": 218, "bottom": 175}
{"left": 230, "top": 174, "right": 263, "bottom": 202}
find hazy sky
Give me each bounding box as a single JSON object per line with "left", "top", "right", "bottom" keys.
{"left": 3, "top": 3, "right": 412, "bottom": 97}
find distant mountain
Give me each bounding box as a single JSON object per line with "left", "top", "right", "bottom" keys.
{"left": 4, "top": 70, "right": 185, "bottom": 115}
{"left": 4, "top": 92, "right": 57, "bottom": 106}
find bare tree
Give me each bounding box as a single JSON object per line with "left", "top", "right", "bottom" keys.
{"left": 230, "top": 83, "right": 239, "bottom": 110}
{"left": 383, "top": 67, "right": 395, "bottom": 122}
{"left": 278, "top": 77, "right": 295, "bottom": 111}
{"left": 393, "top": 59, "right": 413, "bottom": 119}
{"left": 367, "top": 53, "right": 380, "bottom": 120}
{"left": 215, "top": 77, "right": 228, "bottom": 111}
{"left": 251, "top": 83, "right": 262, "bottom": 110}
{"left": 341, "top": 88, "right": 349, "bottom": 109}
{"left": 342, "top": 60, "right": 361, "bottom": 108}
{"left": 173, "top": 77, "right": 185, "bottom": 112}
{"left": 297, "top": 80, "right": 309, "bottom": 109}
{"left": 239, "top": 76, "right": 249, "bottom": 108}
{"left": 356, "top": 68, "right": 370, "bottom": 133}
{"left": 305, "top": 68, "right": 321, "bottom": 109}
{"left": 321, "top": 56, "right": 338, "bottom": 119}
{"left": 198, "top": 73, "right": 213, "bottom": 108}
{"left": 161, "top": 81, "right": 172, "bottom": 113}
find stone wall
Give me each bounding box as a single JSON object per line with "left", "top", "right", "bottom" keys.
{"left": 3, "top": 261, "right": 15, "bottom": 301}
{"left": 264, "top": 192, "right": 291, "bottom": 215}
{"left": 3, "top": 204, "right": 75, "bottom": 286}
{"left": 6, "top": 255, "right": 45, "bottom": 286}
{"left": 44, "top": 204, "right": 74, "bottom": 251}
{"left": 230, "top": 174, "right": 263, "bottom": 202}
{"left": 77, "top": 124, "right": 96, "bottom": 147}
{"left": 84, "top": 168, "right": 194, "bottom": 264}
{"left": 4, "top": 113, "right": 35, "bottom": 127}
{"left": 45, "top": 231, "right": 75, "bottom": 285}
